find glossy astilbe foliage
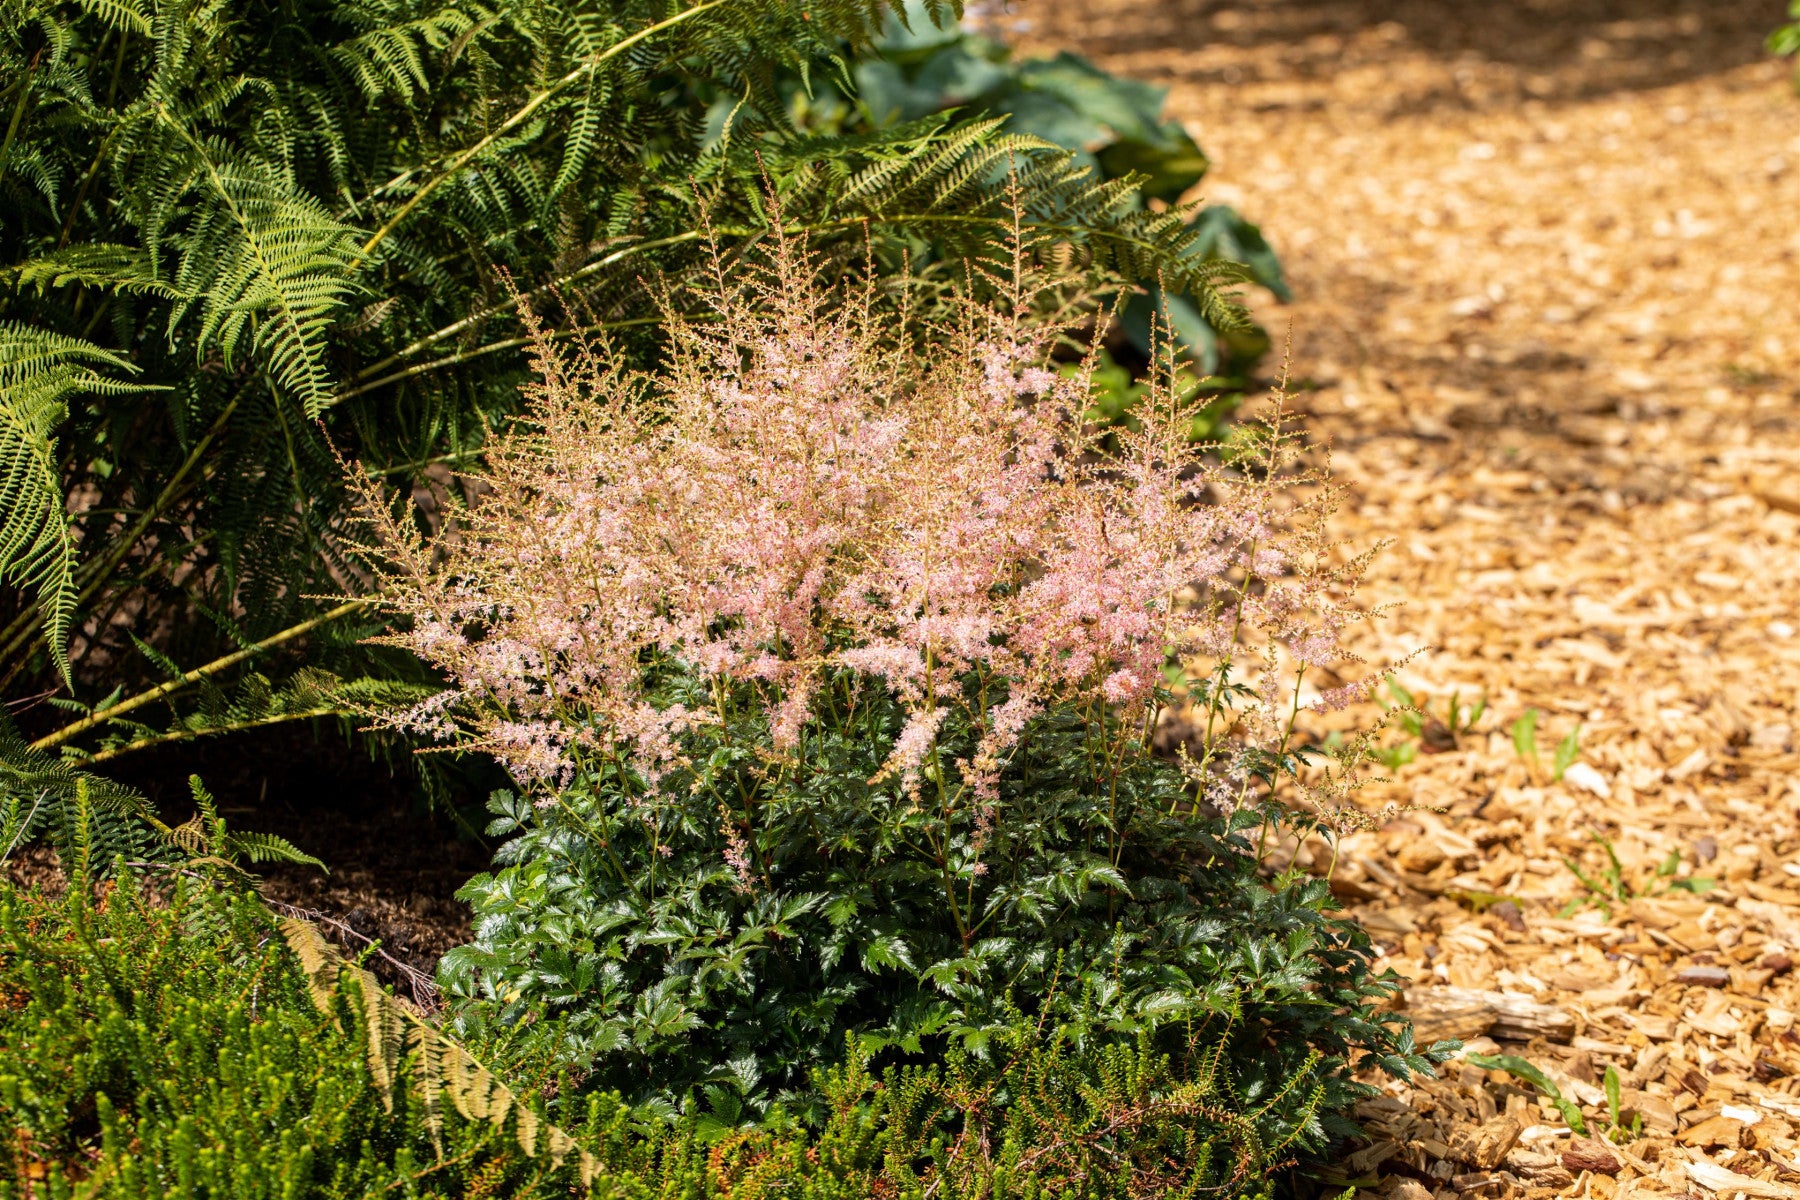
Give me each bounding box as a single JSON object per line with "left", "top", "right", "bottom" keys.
{"left": 364, "top": 238, "right": 1439, "bottom": 1148}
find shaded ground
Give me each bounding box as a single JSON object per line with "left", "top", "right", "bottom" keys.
{"left": 1029, "top": 1, "right": 1800, "bottom": 1197}
{"left": 112, "top": 727, "right": 493, "bottom": 981}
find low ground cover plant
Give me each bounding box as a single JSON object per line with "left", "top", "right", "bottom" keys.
{"left": 353, "top": 228, "right": 1443, "bottom": 1168}
{"left": 0, "top": 865, "right": 584, "bottom": 1198}
{"left": 1774, "top": 3, "right": 1800, "bottom": 81}
{"left": 0, "top": 829, "right": 1392, "bottom": 1198}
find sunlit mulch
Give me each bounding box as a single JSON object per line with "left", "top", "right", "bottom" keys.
{"left": 1032, "top": 1, "right": 1800, "bottom": 1195}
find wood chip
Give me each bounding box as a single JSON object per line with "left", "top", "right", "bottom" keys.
{"left": 1449, "top": 1117, "right": 1523, "bottom": 1169}
{"left": 1022, "top": 3, "right": 1800, "bottom": 1193}
{"left": 1560, "top": 1139, "right": 1621, "bottom": 1176}
{"left": 1401, "top": 987, "right": 1500, "bottom": 1044}
{"left": 1679, "top": 1115, "right": 1748, "bottom": 1149}
{"left": 1688, "top": 1159, "right": 1800, "bottom": 1198}
{"left": 1678, "top": 965, "right": 1733, "bottom": 988}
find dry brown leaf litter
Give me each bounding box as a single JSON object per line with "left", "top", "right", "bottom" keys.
{"left": 1028, "top": 2, "right": 1800, "bottom": 1196}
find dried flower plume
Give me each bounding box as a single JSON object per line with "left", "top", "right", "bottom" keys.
{"left": 352, "top": 223, "right": 1368, "bottom": 826}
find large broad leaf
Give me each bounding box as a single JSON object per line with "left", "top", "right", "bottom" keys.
{"left": 994, "top": 90, "right": 1110, "bottom": 154}
{"left": 910, "top": 43, "right": 1009, "bottom": 109}
{"left": 1121, "top": 288, "right": 1220, "bottom": 374}
{"left": 1014, "top": 52, "right": 1168, "bottom": 144}
{"left": 1097, "top": 124, "right": 1210, "bottom": 204}
{"left": 1189, "top": 204, "right": 1290, "bottom": 301}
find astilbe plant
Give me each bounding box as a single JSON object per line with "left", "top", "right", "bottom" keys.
{"left": 353, "top": 230, "right": 1439, "bottom": 1151}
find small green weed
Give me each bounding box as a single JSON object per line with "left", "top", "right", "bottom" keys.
{"left": 1467, "top": 1053, "right": 1587, "bottom": 1135}
{"left": 1471, "top": 1056, "right": 1645, "bottom": 1143}
{"left": 1559, "top": 833, "right": 1714, "bottom": 918}
{"left": 1777, "top": 1, "right": 1800, "bottom": 63}
{"left": 1510, "top": 707, "right": 1582, "bottom": 782}
{"left": 1373, "top": 679, "right": 1486, "bottom": 769}
{"left": 1602, "top": 1065, "right": 1643, "bottom": 1143}
{"left": 1443, "top": 888, "right": 1523, "bottom": 915}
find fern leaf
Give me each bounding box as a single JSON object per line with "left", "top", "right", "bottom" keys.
{"left": 223, "top": 829, "right": 328, "bottom": 871}
{"left": 363, "top": 974, "right": 407, "bottom": 1110}
{"left": 0, "top": 714, "right": 167, "bottom": 871}
{"left": 162, "top": 133, "right": 364, "bottom": 416}
{"left": 414, "top": 1028, "right": 446, "bottom": 1152}
{"left": 281, "top": 915, "right": 343, "bottom": 1010}
{"left": 71, "top": 0, "right": 150, "bottom": 35}
{"left": 0, "top": 324, "right": 149, "bottom": 683}
{"left": 11, "top": 244, "right": 177, "bottom": 298}
{"left": 277, "top": 917, "right": 599, "bottom": 1174}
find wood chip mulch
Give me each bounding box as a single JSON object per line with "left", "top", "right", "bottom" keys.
{"left": 1031, "top": 2, "right": 1800, "bottom": 1196}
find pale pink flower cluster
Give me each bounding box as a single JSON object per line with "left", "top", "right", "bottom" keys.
{"left": 357, "top": 234, "right": 1360, "bottom": 816}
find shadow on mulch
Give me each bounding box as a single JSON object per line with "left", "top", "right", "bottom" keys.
{"left": 1032, "top": 0, "right": 1777, "bottom": 105}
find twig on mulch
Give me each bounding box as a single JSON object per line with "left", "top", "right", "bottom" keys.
{"left": 261, "top": 894, "right": 443, "bottom": 1012}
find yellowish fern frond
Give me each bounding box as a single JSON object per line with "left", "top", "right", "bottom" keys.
{"left": 277, "top": 918, "right": 597, "bottom": 1183}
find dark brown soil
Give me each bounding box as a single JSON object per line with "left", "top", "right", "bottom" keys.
{"left": 97, "top": 724, "right": 499, "bottom": 981}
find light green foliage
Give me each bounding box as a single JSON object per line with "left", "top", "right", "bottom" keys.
{"left": 1551, "top": 724, "right": 1581, "bottom": 783}
{"left": 1773, "top": 2, "right": 1800, "bottom": 82}
{"left": 1558, "top": 832, "right": 1713, "bottom": 918}
{"left": 1466, "top": 1053, "right": 1588, "bottom": 1135}
{"left": 1062, "top": 348, "right": 1242, "bottom": 446}
{"left": 1455, "top": 1056, "right": 1639, "bottom": 1146}
{"left": 0, "top": 717, "right": 165, "bottom": 873}
{"left": 1601, "top": 1064, "right": 1642, "bottom": 1143}
{"left": 1506, "top": 708, "right": 1581, "bottom": 782}
{"left": 0, "top": 324, "right": 153, "bottom": 683}
{"left": 1372, "top": 679, "right": 1487, "bottom": 770}
{"left": 1510, "top": 707, "right": 1540, "bottom": 763}
{"left": 0, "top": 869, "right": 611, "bottom": 1198}
{"left": 0, "top": 710, "right": 321, "bottom": 880}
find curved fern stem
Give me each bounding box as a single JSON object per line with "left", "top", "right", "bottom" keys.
{"left": 341, "top": 315, "right": 695, "bottom": 400}
{"left": 0, "top": 44, "right": 43, "bottom": 192}
{"left": 355, "top": 205, "right": 1222, "bottom": 383}
{"left": 29, "top": 601, "right": 365, "bottom": 753}
{"left": 352, "top": 232, "right": 711, "bottom": 380}
{"left": 56, "top": 128, "right": 121, "bottom": 250}
{"left": 78, "top": 706, "right": 347, "bottom": 765}
{"left": 351, "top": 0, "right": 732, "bottom": 268}
{"left": 71, "top": 396, "right": 239, "bottom": 601}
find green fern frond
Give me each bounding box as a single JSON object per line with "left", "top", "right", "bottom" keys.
{"left": 225, "top": 828, "right": 328, "bottom": 870}
{"left": 151, "top": 124, "right": 363, "bottom": 415}
{"left": 72, "top": 0, "right": 152, "bottom": 34}
{"left": 0, "top": 323, "right": 151, "bottom": 683}
{"left": 177, "top": 772, "right": 328, "bottom": 870}
{"left": 11, "top": 244, "right": 179, "bottom": 297}
{"left": 0, "top": 713, "right": 166, "bottom": 870}
{"left": 328, "top": 7, "right": 475, "bottom": 103}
